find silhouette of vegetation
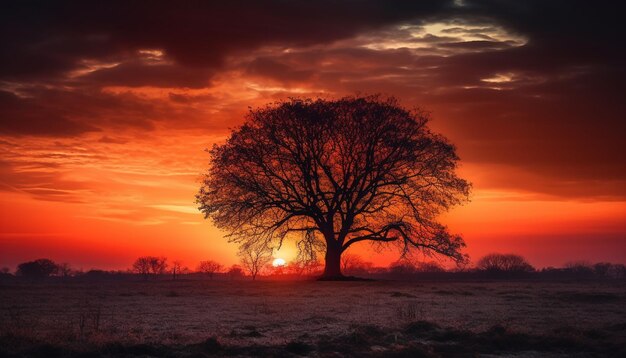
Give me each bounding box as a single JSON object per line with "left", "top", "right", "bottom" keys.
{"left": 169, "top": 260, "right": 186, "bottom": 280}
{"left": 239, "top": 243, "right": 273, "bottom": 280}
{"left": 340, "top": 253, "right": 364, "bottom": 273}
{"left": 131, "top": 256, "right": 167, "bottom": 279}
{"left": 227, "top": 265, "right": 244, "bottom": 280}
{"left": 197, "top": 95, "right": 470, "bottom": 279}
{"left": 4, "top": 255, "right": 623, "bottom": 282}
{"left": 476, "top": 253, "right": 535, "bottom": 274}
{"left": 56, "top": 262, "right": 73, "bottom": 278}
{"left": 196, "top": 260, "right": 223, "bottom": 279}
{"left": 16, "top": 259, "right": 58, "bottom": 278}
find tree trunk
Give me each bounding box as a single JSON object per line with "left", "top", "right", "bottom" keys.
{"left": 320, "top": 242, "right": 343, "bottom": 280}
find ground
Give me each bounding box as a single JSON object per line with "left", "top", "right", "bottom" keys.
{"left": 1, "top": 279, "right": 625, "bottom": 357}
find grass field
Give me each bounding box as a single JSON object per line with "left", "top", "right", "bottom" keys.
{"left": 1, "top": 279, "right": 625, "bottom": 357}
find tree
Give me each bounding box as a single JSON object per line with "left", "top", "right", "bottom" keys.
{"left": 171, "top": 260, "right": 183, "bottom": 280}
{"left": 341, "top": 254, "right": 374, "bottom": 276}
{"left": 239, "top": 243, "right": 273, "bottom": 280}
{"left": 132, "top": 256, "right": 168, "bottom": 279}
{"left": 227, "top": 265, "right": 244, "bottom": 280}
{"left": 16, "top": 259, "right": 58, "bottom": 278}
{"left": 197, "top": 260, "right": 223, "bottom": 279}
{"left": 476, "top": 254, "right": 534, "bottom": 273}
{"left": 564, "top": 261, "right": 594, "bottom": 275}
{"left": 389, "top": 260, "right": 417, "bottom": 275}
{"left": 132, "top": 257, "right": 151, "bottom": 278}
{"left": 341, "top": 253, "right": 364, "bottom": 273}
{"left": 148, "top": 256, "right": 168, "bottom": 275}
{"left": 288, "top": 258, "right": 322, "bottom": 276}
{"left": 57, "top": 262, "right": 73, "bottom": 278}
{"left": 415, "top": 261, "right": 445, "bottom": 272}
{"left": 197, "top": 96, "right": 470, "bottom": 279}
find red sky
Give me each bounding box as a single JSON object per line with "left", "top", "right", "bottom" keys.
{"left": 1, "top": 1, "right": 624, "bottom": 271}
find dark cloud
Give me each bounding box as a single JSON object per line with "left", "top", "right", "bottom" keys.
{"left": 0, "top": 0, "right": 624, "bottom": 199}
{"left": 0, "top": 87, "right": 199, "bottom": 136}
{"left": 0, "top": 90, "right": 99, "bottom": 136}
{"left": 439, "top": 40, "right": 514, "bottom": 50}
{"left": 0, "top": 0, "right": 452, "bottom": 81}
{"left": 246, "top": 58, "right": 314, "bottom": 83}
{"left": 81, "top": 61, "right": 215, "bottom": 89}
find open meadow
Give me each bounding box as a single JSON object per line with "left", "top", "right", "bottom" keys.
{"left": 1, "top": 279, "right": 625, "bottom": 357}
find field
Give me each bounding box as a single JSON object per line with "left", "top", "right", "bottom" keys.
{"left": 1, "top": 279, "right": 625, "bottom": 357}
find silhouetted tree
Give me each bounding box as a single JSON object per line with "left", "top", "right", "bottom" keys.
{"left": 170, "top": 260, "right": 183, "bottom": 280}
{"left": 57, "top": 262, "right": 73, "bottom": 278}
{"left": 564, "top": 261, "right": 594, "bottom": 275}
{"left": 149, "top": 257, "right": 168, "bottom": 275}
{"left": 132, "top": 257, "right": 150, "bottom": 278}
{"left": 227, "top": 265, "right": 244, "bottom": 280}
{"left": 606, "top": 263, "right": 626, "bottom": 279}
{"left": 389, "top": 260, "right": 417, "bottom": 275}
{"left": 1, "top": 267, "right": 10, "bottom": 275}
{"left": 239, "top": 243, "right": 273, "bottom": 280}
{"left": 132, "top": 256, "right": 168, "bottom": 279}
{"left": 476, "top": 253, "right": 534, "bottom": 273}
{"left": 415, "top": 261, "right": 445, "bottom": 272}
{"left": 197, "top": 260, "right": 223, "bottom": 279}
{"left": 289, "top": 258, "right": 322, "bottom": 276}
{"left": 198, "top": 96, "right": 470, "bottom": 279}
{"left": 16, "top": 259, "right": 58, "bottom": 278}
{"left": 341, "top": 253, "right": 365, "bottom": 274}
{"left": 593, "top": 262, "right": 612, "bottom": 276}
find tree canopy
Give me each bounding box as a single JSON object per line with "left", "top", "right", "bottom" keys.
{"left": 197, "top": 95, "right": 470, "bottom": 278}
{"left": 476, "top": 253, "right": 535, "bottom": 273}
{"left": 16, "top": 258, "right": 58, "bottom": 278}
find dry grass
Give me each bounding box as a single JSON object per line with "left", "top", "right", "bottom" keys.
{"left": 0, "top": 279, "right": 624, "bottom": 356}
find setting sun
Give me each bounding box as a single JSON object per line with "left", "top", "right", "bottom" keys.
{"left": 272, "top": 258, "right": 286, "bottom": 267}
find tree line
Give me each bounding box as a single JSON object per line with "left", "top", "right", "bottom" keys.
{"left": 2, "top": 253, "right": 625, "bottom": 281}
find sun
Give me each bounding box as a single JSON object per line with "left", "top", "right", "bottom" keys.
{"left": 272, "top": 258, "right": 286, "bottom": 267}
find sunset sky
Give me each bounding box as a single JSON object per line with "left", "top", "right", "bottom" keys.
{"left": 1, "top": 1, "right": 624, "bottom": 271}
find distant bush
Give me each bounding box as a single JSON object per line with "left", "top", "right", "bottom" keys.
{"left": 341, "top": 254, "right": 373, "bottom": 276}
{"left": 476, "top": 253, "right": 535, "bottom": 273}
{"left": 16, "top": 258, "right": 58, "bottom": 278}
{"left": 197, "top": 260, "right": 223, "bottom": 279}
{"left": 227, "top": 265, "right": 244, "bottom": 280}
{"left": 132, "top": 256, "right": 168, "bottom": 279}
{"left": 415, "top": 261, "right": 445, "bottom": 273}
{"left": 564, "top": 261, "right": 594, "bottom": 275}
{"left": 0, "top": 267, "right": 13, "bottom": 281}
{"left": 388, "top": 261, "right": 417, "bottom": 275}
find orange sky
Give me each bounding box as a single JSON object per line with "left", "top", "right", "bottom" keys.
{"left": 1, "top": 1, "right": 625, "bottom": 270}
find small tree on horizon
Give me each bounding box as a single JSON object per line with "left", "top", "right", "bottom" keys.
{"left": 415, "top": 261, "right": 445, "bottom": 272}
{"left": 57, "top": 262, "right": 73, "bottom": 278}
{"left": 171, "top": 260, "right": 183, "bottom": 280}
{"left": 239, "top": 243, "right": 273, "bottom": 280}
{"left": 197, "top": 260, "right": 223, "bottom": 279}
{"left": 340, "top": 253, "right": 364, "bottom": 273}
{"left": 16, "top": 259, "right": 58, "bottom": 278}
{"left": 227, "top": 265, "right": 244, "bottom": 280}
{"left": 198, "top": 95, "right": 470, "bottom": 279}
{"left": 476, "top": 253, "right": 534, "bottom": 273}
{"left": 132, "top": 256, "right": 168, "bottom": 279}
